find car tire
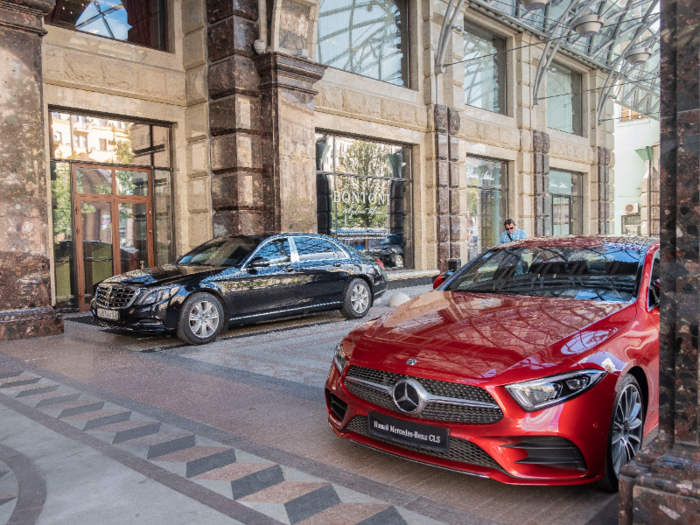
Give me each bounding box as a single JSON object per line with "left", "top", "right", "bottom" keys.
{"left": 596, "top": 374, "right": 645, "bottom": 492}
{"left": 176, "top": 292, "right": 225, "bottom": 345}
{"left": 390, "top": 254, "right": 404, "bottom": 268}
{"left": 340, "top": 278, "right": 371, "bottom": 319}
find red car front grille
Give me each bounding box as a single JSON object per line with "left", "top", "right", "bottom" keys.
{"left": 344, "top": 366, "right": 504, "bottom": 424}
{"left": 345, "top": 416, "right": 501, "bottom": 470}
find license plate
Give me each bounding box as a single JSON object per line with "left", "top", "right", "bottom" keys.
{"left": 97, "top": 308, "right": 119, "bottom": 321}
{"left": 368, "top": 412, "right": 449, "bottom": 452}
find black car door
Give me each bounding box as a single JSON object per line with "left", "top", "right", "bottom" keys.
{"left": 222, "top": 237, "right": 300, "bottom": 320}
{"left": 290, "top": 236, "right": 351, "bottom": 307}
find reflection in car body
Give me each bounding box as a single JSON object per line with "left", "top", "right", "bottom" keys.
{"left": 326, "top": 236, "right": 659, "bottom": 490}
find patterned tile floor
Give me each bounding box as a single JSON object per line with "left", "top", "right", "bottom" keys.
{"left": 0, "top": 285, "right": 618, "bottom": 525}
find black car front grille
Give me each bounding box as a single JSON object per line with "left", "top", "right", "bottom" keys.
{"left": 344, "top": 366, "right": 503, "bottom": 424}
{"left": 326, "top": 390, "right": 348, "bottom": 421}
{"left": 345, "top": 416, "right": 501, "bottom": 470}
{"left": 95, "top": 285, "right": 138, "bottom": 309}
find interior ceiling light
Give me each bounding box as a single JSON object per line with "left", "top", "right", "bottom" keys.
{"left": 626, "top": 47, "right": 652, "bottom": 65}
{"left": 572, "top": 14, "right": 605, "bottom": 37}
{"left": 519, "top": 0, "right": 549, "bottom": 10}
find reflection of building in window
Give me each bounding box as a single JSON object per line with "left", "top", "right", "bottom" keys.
{"left": 621, "top": 107, "right": 647, "bottom": 122}
{"left": 316, "top": 0, "right": 409, "bottom": 87}
{"left": 463, "top": 23, "right": 506, "bottom": 114}
{"left": 548, "top": 170, "right": 583, "bottom": 236}
{"left": 546, "top": 64, "right": 582, "bottom": 135}
{"left": 465, "top": 157, "right": 508, "bottom": 261}
{"left": 54, "top": 131, "right": 62, "bottom": 143}
{"left": 99, "top": 138, "right": 107, "bottom": 151}
{"left": 315, "top": 133, "right": 412, "bottom": 269}
{"left": 45, "top": 0, "right": 167, "bottom": 50}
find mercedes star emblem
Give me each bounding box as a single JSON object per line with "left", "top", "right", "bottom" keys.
{"left": 406, "top": 358, "right": 417, "bottom": 366}
{"left": 392, "top": 379, "right": 427, "bottom": 414}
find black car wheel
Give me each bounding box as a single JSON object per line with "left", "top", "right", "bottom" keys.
{"left": 177, "top": 292, "right": 225, "bottom": 345}
{"left": 596, "top": 374, "right": 645, "bottom": 492}
{"left": 341, "top": 278, "right": 371, "bottom": 319}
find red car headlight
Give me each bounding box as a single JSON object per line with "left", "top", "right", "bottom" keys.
{"left": 505, "top": 370, "right": 606, "bottom": 412}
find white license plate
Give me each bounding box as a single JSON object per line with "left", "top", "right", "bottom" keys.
{"left": 97, "top": 308, "right": 119, "bottom": 321}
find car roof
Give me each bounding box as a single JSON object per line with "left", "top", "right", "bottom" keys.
{"left": 495, "top": 235, "right": 659, "bottom": 250}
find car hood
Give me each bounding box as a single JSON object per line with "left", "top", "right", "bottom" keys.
{"left": 350, "top": 291, "right": 636, "bottom": 384}
{"left": 101, "top": 264, "right": 222, "bottom": 288}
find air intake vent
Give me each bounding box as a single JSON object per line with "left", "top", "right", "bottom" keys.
{"left": 326, "top": 390, "right": 348, "bottom": 422}
{"left": 504, "top": 437, "right": 587, "bottom": 471}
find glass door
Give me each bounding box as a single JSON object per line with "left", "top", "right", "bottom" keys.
{"left": 73, "top": 164, "right": 153, "bottom": 310}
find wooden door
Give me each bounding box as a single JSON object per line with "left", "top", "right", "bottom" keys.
{"left": 73, "top": 164, "right": 154, "bottom": 310}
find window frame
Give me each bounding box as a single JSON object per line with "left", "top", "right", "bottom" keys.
{"left": 461, "top": 21, "right": 507, "bottom": 115}
{"left": 647, "top": 250, "right": 660, "bottom": 310}
{"left": 546, "top": 63, "right": 583, "bottom": 136}
{"left": 246, "top": 237, "right": 296, "bottom": 267}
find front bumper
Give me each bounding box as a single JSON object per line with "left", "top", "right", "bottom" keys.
{"left": 91, "top": 295, "right": 185, "bottom": 333}
{"left": 325, "top": 364, "right": 617, "bottom": 486}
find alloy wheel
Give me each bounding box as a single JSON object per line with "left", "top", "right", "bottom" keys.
{"left": 189, "top": 300, "right": 220, "bottom": 339}
{"left": 611, "top": 382, "right": 644, "bottom": 475}
{"left": 351, "top": 283, "right": 369, "bottom": 313}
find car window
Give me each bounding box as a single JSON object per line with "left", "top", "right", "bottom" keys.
{"left": 255, "top": 238, "right": 291, "bottom": 265}
{"left": 294, "top": 237, "right": 342, "bottom": 262}
{"left": 648, "top": 251, "right": 660, "bottom": 308}
{"left": 445, "top": 243, "right": 645, "bottom": 302}
{"left": 178, "top": 237, "right": 260, "bottom": 267}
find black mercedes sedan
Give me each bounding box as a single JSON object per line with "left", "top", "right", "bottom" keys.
{"left": 91, "top": 234, "right": 388, "bottom": 344}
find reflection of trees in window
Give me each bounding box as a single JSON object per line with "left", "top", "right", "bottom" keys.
{"left": 546, "top": 65, "right": 582, "bottom": 135}
{"left": 317, "top": 0, "right": 409, "bottom": 86}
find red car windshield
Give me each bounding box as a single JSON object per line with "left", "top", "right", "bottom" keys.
{"left": 445, "top": 244, "right": 645, "bottom": 302}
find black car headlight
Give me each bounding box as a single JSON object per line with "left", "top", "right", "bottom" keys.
{"left": 334, "top": 343, "right": 348, "bottom": 374}
{"left": 136, "top": 286, "right": 180, "bottom": 306}
{"left": 505, "top": 370, "right": 605, "bottom": 412}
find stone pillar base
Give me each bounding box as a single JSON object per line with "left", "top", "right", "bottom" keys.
{"left": 0, "top": 307, "right": 63, "bottom": 342}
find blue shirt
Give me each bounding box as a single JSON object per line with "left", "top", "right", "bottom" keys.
{"left": 499, "top": 228, "right": 527, "bottom": 244}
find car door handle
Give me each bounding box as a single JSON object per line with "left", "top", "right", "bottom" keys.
{"left": 333, "top": 262, "right": 341, "bottom": 267}
{"left": 284, "top": 266, "right": 295, "bottom": 273}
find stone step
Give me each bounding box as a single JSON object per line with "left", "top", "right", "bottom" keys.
{"left": 11, "top": 384, "right": 60, "bottom": 398}
{"left": 62, "top": 409, "right": 132, "bottom": 430}
{"left": 88, "top": 420, "right": 161, "bottom": 444}
{"left": 153, "top": 446, "right": 237, "bottom": 478}
{"left": 41, "top": 400, "right": 105, "bottom": 418}
{"left": 24, "top": 392, "right": 81, "bottom": 408}
{"left": 0, "top": 376, "right": 40, "bottom": 389}
{"left": 119, "top": 433, "right": 196, "bottom": 459}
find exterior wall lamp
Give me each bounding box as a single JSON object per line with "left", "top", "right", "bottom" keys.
{"left": 519, "top": 0, "right": 549, "bottom": 11}
{"left": 625, "top": 46, "right": 653, "bottom": 65}
{"left": 571, "top": 14, "right": 605, "bottom": 37}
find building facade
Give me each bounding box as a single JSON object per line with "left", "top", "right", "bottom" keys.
{"left": 0, "top": 0, "right": 618, "bottom": 334}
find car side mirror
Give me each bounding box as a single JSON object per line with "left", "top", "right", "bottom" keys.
{"left": 249, "top": 256, "right": 270, "bottom": 269}
{"left": 433, "top": 269, "right": 454, "bottom": 289}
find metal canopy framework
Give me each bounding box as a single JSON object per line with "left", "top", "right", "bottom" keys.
{"left": 443, "top": 0, "right": 660, "bottom": 122}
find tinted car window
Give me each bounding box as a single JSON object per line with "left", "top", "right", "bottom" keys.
{"left": 255, "top": 239, "right": 291, "bottom": 265}
{"left": 445, "top": 243, "right": 645, "bottom": 302}
{"left": 649, "top": 251, "right": 660, "bottom": 307}
{"left": 294, "top": 237, "right": 341, "bottom": 261}
{"left": 178, "top": 237, "right": 260, "bottom": 267}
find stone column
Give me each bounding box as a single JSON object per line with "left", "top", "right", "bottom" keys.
{"left": 0, "top": 0, "right": 63, "bottom": 341}
{"left": 532, "top": 130, "right": 551, "bottom": 237}
{"left": 433, "top": 105, "right": 463, "bottom": 272}
{"left": 597, "top": 146, "right": 613, "bottom": 234}
{"left": 620, "top": 0, "right": 700, "bottom": 522}
{"left": 254, "top": 53, "right": 326, "bottom": 233}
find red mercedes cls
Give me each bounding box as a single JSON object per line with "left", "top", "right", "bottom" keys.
{"left": 325, "top": 236, "right": 659, "bottom": 490}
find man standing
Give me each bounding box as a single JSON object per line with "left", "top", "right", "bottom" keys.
{"left": 498, "top": 219, "right": 527, "bottom": 244}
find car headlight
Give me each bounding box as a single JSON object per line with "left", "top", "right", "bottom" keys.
{"left": 334, "top": 343, "right": 348, "bottom": 374}
{"left": 136, "top": 286, "right": 180, "bottom": 306}
{"left": 506, "top": 370, "right": 605, "bottom": 412}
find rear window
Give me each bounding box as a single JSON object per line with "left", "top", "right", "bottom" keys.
{"left": 445, "top": 243, "right": 645, "bottom": 302}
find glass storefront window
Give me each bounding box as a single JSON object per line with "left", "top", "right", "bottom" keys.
{"left": 317, "top": 0, "right": 409, "bottom": 87}
{"left": 546, "top": 64, "right": 582, "bottom": 135}
{"left": 51, "top": 161, "right": 76, "bottom": 309}
{"left": 549, "top": 169, "right": 583, "bottom": 236}
{"left": 316, "top": 134, "right": 412, "bottom": 269}
{"left": 45, "top": 0, "right": 167, "bottom": 50}
{"left": 465, "top": 157, "right": 508, "bottom": 261}
{"left": 463, "top": 23, "right": 506, "bottom": 114}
